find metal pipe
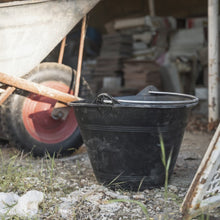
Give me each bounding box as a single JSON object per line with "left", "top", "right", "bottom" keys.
{"left": 208, "top": 0, "right": 219, "bottom": 128}
{"left": 75, "top": 16, "right": 87, "bottom": 97}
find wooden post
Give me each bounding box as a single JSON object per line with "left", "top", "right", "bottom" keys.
{"left": 148, "top": 0, "right": 155, "bottom": 16}
{"left": 58, "top": 37, "right": 66, "bottom": 64}
{"left": 74, "top": 16, "right": 87, "bottom": 97}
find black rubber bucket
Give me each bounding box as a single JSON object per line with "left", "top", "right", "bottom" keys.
{"left": 69, "top": 86, "right": 198, "bottom": 191}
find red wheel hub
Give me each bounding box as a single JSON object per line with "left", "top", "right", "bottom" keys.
{"left": 22, "top": 81, "right": 78, "bottom": 144}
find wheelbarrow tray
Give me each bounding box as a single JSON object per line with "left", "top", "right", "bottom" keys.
{"left": 0, "top": 0, "right": 99, "bottom": 77}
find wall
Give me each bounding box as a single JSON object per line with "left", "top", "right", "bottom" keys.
{"left": 88, "top": 0, "right": 208, "bottom": 32}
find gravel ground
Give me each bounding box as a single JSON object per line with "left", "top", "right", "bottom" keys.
{"left": 1, "top": 128, "right": 220, "bottom": 219}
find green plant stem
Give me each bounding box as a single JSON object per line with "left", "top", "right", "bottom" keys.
{"left": 159, "top": 134, "right": 173, "bottom": 219}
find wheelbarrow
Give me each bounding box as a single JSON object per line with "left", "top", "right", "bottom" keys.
{"left": 0, "top": 0, "right": 100, "bottom": 156}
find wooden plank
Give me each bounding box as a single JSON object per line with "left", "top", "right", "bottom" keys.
{"left": 75, "top": 16, "right": 87, "bottom": 97}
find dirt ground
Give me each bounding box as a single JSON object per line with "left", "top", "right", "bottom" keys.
{"left": 0, "top": 115, "right": 219, "bottom": 219}
{"left": 171, "top": 130, "right": 213, "bottom": 188}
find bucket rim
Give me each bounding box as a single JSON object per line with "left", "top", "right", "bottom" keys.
{"left": 117, "top": 91, "right": 199, "bottom": 106}
{"left": 69, "top": 91, "right": 199, "bottom": 109}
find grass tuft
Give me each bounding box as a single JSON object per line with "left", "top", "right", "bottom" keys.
{"left": 159, "top": 134, "right": 173, "bottom": 203}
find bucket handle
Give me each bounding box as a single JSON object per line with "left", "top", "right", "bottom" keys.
{"left": 93, "top": 93, "right": 120, "bottom": 105}
{"left": 117, "top": 90, "right": 199, "bottom": 106}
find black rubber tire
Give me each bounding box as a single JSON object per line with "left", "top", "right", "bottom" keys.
{"left": 1, "top": 62, "right": 93, "bottom": 157}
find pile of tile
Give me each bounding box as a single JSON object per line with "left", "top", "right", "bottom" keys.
{"left": 99, "top": 34, "right": 132, "bottom": 59}
{"left": 81, "top": 59, "right": 97, "bottom": 93}
{"left": 110, "top": 16, "right": 175, "bottom": 92}
{"left": 113, "top": 16, "right": 176, "bottom": 62}
{"left": 123, "top": 60, "right": 162, "bottom": 90}
{"left": 91, "top": 16, "right": 176, "bottom": 94}
{"left": 94, "top": 33, "right": 132, "bottom": 93}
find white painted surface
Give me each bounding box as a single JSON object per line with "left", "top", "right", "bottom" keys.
{"left": 208, "top": 0, "right": 219, "bottom": 122}
{"left": 0, "top": 0, "right": 99, "bottom": 77}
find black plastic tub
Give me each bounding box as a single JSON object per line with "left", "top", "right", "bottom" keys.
{"left": 69, "top": 87, "right": 198, "bottom": 191}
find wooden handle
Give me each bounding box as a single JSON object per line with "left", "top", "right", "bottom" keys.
{"left": 0, "top": 71, "right": 80, "bottom": 104}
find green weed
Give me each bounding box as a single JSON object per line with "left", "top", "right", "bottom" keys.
{"left": 159, "top": 134, "right": 173, "bottom": 203}
{"left": 159, "top": 134, "right": 173, "bottom": 219}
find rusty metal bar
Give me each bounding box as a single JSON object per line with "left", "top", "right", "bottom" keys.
{"left": 58, "top": 37, "right": 66, "bottom": 64}
{"left": 74, "top": 16, "right": 87, "bottom": 97}
{"left": 208, "top": 0, "right": 219, "bottom": 128}
{"left": 0, "top": 71, "right": 80, "bottom": 103}
{"left": 0, "top": 86, "right": 15, "bottom": 105}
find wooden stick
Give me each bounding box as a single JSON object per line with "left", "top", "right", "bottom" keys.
{"left": 74, "top": 16, "right": 87, "bottom": 97}
{"left": 148, "top": 0, "right": 155, "bottom": 16}
{"left": 0, "top": 71, "right": 80, "bottom": 103}
{"left": 0, "top": 87, "right": 15, "bottom": 105}
{"left": 58, "top": 37, "right": 66, "bottom": 64}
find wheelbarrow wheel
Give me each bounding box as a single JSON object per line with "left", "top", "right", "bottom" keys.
{"left": 1, "top": 62, "right": 93, "bottom": 156}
